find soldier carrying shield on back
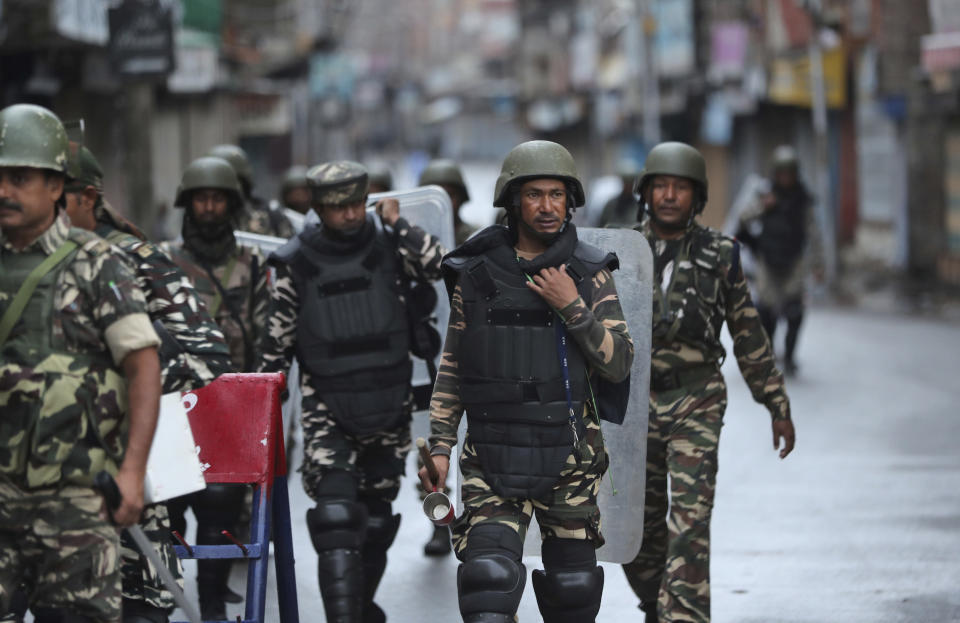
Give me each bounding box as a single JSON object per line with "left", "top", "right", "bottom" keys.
{"left": 259, "top": 160, "right": 446, "bottom": 622}
{"left": 419, "top": 140, "right": 634, "bottom": 622}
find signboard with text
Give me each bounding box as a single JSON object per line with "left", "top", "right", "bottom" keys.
{"left": 108, "top": 0, "right": 174, "bottom": 77}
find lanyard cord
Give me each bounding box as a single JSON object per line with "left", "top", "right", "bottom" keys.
{"left": 520, "top": 264, "right": 581, "bottom": 462}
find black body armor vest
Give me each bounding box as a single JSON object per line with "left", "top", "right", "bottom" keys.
{"left": 756, "top": 186, "right": 809, "bottom": 275}
{"left": 271, "top": 217, "right": 412, "bottom": 435}
{"left": 443, "top": 226, "right": 617, "bottom": 499}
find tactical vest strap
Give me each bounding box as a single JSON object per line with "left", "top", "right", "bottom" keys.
{"left": 565, "top": 256, "right": 588, "bottom": 284}
{"left": 0, "top": 240, "right": 78, "bottom": 344}
{"left": 466, "top": 260, "right": 500, "bottom": 300}
{"left": 209, "top": 253, "right": 239, "bottom": 317}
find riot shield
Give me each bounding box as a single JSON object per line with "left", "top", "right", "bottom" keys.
{"left": 455, "top": 227, "right": 652, "bottom": 564}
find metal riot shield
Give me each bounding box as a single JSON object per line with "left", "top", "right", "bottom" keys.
{"left": 455, "top": 226, "right": 652, "bottom": 564}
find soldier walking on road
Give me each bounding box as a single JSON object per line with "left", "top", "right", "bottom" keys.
{"left": 419, "top": 159, "right": 476, "bottom": 245}
{"left": 736, "top": 145, "right": 823, "bottom": 375}
{"left": 159, "top": 156, "right": 270, "bottom": 620}
{"left": 259, "top": 161, "right": 446, "bottom": 622}
{"left": 208, "top": 144, "right": 295, "bottom": 239}
{"left": 414, "top": 157, "right": 475, "bottom": 557}
{"left": 366, "top": 163, "right": 394, "bottom": 195}
{"left": 420, "top": 141, "right": 634, "bottom": 623}
{"left": 64, "top": 144, "right": 233, "bottom": 623}
{"left": 277, "top": 165, "right": 311, "bottom": 216}
{"left": 622, "top": 142, "right": 796, "bottom": 623}
{"left": 0, "top": 104, "right": 162, "bottom": 622}
{"left": 598, "top": 159, "right": 640, "bottom": 228}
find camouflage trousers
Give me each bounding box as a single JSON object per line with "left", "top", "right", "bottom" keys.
{"left": 120, "top": 502, "right": 184, "bottom": 611}
{"left": 300, "top": 382, "right": 412, "bottom": 504}
{"left": 0, "top": 480, "right": 120, "bottom": 623}
{"left": 622, "top": 373, "right": 726, "bottom": 623}
{"left": 451, "top": 416, "right": 608, "bottom": 559}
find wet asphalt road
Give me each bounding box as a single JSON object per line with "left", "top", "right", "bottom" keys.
{"left": 171, "top": 306, "right": 960, "bottom": 622}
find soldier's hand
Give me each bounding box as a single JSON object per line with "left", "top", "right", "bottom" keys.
{"left": 110, "top": 467, "right": 146, "bottom": 527}
{"left": 527, "top": 266, "right": 579, "bottom": 311}
{"left": 419, "top": 454, "right": 450, "bottom": 492}
{"left": 375, "top": 198, "right": 400, "bottom": 227}
{"left": 772, "top": 419, "right": 795, "bottom": 459}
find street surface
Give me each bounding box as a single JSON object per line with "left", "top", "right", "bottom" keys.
{"left": 171, "top": 306, "right": 960, "bottom": 622}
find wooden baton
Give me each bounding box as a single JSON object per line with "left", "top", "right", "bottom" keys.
{"left": 416, "top": 437, "right": 441, "bottom": 488}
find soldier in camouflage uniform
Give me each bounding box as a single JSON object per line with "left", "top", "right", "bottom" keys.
{"left": 598, "top": 159, "right": 640, "bottom": 228}
{"left": 277, "top": 165, "right": 310, "bottom": 216}
{"left": 420, "top": 141, "right": 634, "bottom": 623}
{"left": 366, "top": 163, "right": 393, "bottom": 194}
{"left": 207, "top": 144, "right": 295, "bottom": 239}
{"left": 0, "top": 104, "right": 162, "bottom": 622}
{"left": 413, "top": 158, "right": 476, "bottom": 557}
{"left": 159, "top": 156, "right": 270, "bottom": 620}
{"left": 259, "top": 160, "right": 446, "bottom": 623}
{"left": 621, "top": 142, "right": 797, "bottom": 623}
{"left": 63, "top": 144, "right": 232, "bottom": 623}
{"left": 419, "top": 158, "right": 476, "bottom": 245}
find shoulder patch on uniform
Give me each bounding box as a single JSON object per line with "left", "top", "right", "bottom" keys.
{"left": 136, "top": 244, "right": 153, "bottom": 258}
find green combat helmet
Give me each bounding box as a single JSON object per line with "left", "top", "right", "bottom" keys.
{"left": 366, "top": 162, "right": 394, "bottom": 193}
{"left": 493, "top": 140, "right": 584, "bottom": 208}
{"left": 174, "top": 156, "right": 244, "bottom": 210}
{"left": 67, "top": 144, "right": 104, "bottom": 191}
{"left": 770, "top": 145, "right": 799, "bottom": 171}
{"left": 307, "top": 160, "right": 369, "bottom": 206}
{"left": 634, "top": 141, "right": 708, "bottom": 214}
{"left": 419, "top": 159, "right": 470, "bottom": 201}
{"left": 0, "top": 104, "right": 70, "bottom": 174}
{"left": 280, "top": 165, "right": 309, "bottom": 195}
{"left": 208, "top": 144, "right": 254, "bottom": 192}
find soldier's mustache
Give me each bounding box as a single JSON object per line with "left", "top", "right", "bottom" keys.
{"left": 0, "top": 199, "right": 22, "bottom": 212}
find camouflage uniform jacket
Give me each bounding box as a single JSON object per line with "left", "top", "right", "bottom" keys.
{"left": 97, "top": 224, "right": 232, "bottom": 393}
{"left": 640, "top": 218, "right": 790, "bottom": 421}
{"left": 0, "top": 213, "right": 159, "bottom": 488}
{"left": 260, "top": 217, "right": 447, "bottom": 375}
{"left": 238, "top": 196, "right": 295, "bottom": 239}
{"left": 158, "top": 240, "right": 269, "bottom": 373}
{"left": 428, "top": 248, "right": 635, "bottom": 452}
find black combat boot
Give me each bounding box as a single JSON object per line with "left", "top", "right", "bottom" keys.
{"left": 423, "top": 524, "right": 452, "bottom": 556}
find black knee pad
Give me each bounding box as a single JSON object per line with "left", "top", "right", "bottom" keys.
{"left": 533, "top": 539, "right": 604, "bottom": 622}
{"left": 364, "top": 507, "right": 401, "bottom": 553}
{"left": 306, "top": 499, "right": 368, "bottom": 552}
{"left": 457, "top": 524, "right": 526, "bottom": 619}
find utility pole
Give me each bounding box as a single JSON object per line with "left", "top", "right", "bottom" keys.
{"left": 637, "top": 0, "right": 661, "bottom": 148}
{"left": 122, "top": 82, "right": 155, "bottom": 229}
{"left": 806, "top": 0, "right": 837, "bottom": 283}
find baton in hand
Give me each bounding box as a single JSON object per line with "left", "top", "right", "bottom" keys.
{"left": 95, "top": 471, "right": 202, "bottom": 623}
